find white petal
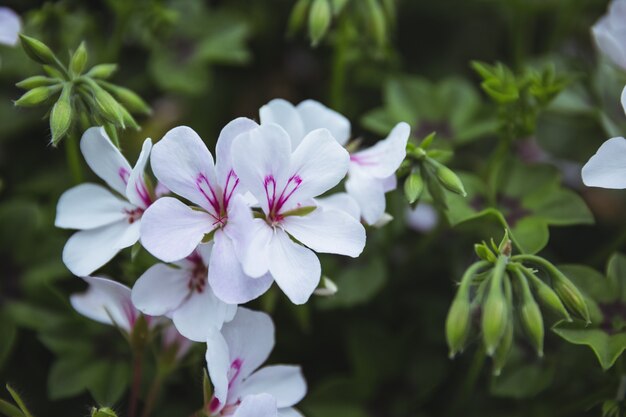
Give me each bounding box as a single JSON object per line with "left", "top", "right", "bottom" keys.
{"left": 296, "top": 100, "right": 351, "bottom": 146}
{"left": 287, "top": 128, "right": 350, "bottom": 205}
{"left": 126, "top": 138, "right": 153, "bottom": 209}
{"left": 315, "top": 192, "right": 361, "bottom": 220}
{"left": 232, "top": 124, "right": 292, "bottom": 214}
{"left": 239, "top": 366, "right": 306, "bottom": 408}
{"left": 608, "top": 1, "right": 626, "bottom": 30}
{"left": 70, "top": 276, "right": 135, "bottom": 332}
{"left": 381, "top": 174, "right": 397, "bottom": 192}
{"left": 282, "top": 207, "right": 365, "bottom": 257}
{"left": 260, "top": 99, "right": 306, "bottom": 147}
{"left": 593, "top": 21, "right": 626, "bottom": 70}
{"left": 240, "top": 219, "right": 273, "bottom": 278}
{"left": 206, "top": 326, "right": 231, "bottom": 409}
{"left": 140, "top": 197, "right": 215, "bottom": 262}
{"left": 622, "top": 85, "right": 626, "bottom": 116}
{"left": 63, "top": 220, "right": 140, "bottom": 276}
{"left": 406, "top": 203, "right": 439, "bottom": 232}
{"left": 209, "top": 230, "right": 274, "bottom": 304}
{"left": 80, "top": 127, "right": 132, "bottom": 196}
{"left": 268, "top": 229, "right": 321, "bottom": 305}
{"left": 222, "top": 307, "right": 275, "bottom": 381}
{"left": 173, "top": 287, "right": 236, "bottom": 342}
{"left": 0, "top": 8, "right": 21, "bottom": 46}
{"left": 216, "top": 117, "right": 259, "bottom": 188}
{"left": 131, "top": 263, "right": 191, "bottom": 316}
{"left": 278, "top": 408, "right": 305, "bottom": 417}
{"left": 233, "top": 394, "right": 278, "bottom": 417}
{"left": 55, "top": 183, "right": 134, "bottom": 230}
{"left": 345, "top": 168, "right": 387, "bottom": 225}
{"left": 349, "top": 122, "right": 410, "bottom": 178}
{"left": 582, "top": 137, "right": 626, "bottom": 188}
{"left": 151, "top": 126, "right": 220, "bottom": 214}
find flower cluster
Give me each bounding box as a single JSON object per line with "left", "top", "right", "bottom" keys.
{"left": 57, "top": 98, "right": 409, "bottom": 415}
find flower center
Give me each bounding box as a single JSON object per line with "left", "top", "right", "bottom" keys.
{"left": 186, "top": 252, "right": 208, "bottom": 293}
{"left": 125, "top": 207, "right": 144, "bottom": 224}
{"left": 264, "top": 174, "right": 302, "bottom": 223}
{"left": 196, "top": 171, "right": 240, "bottom": 229}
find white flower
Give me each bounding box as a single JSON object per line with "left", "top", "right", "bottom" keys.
{"left": 205, "top": 308, "right": 306, "bottom": 417}
{"left": 0, "top": 8, "right": 21, "bottom": 47}
{"left": 131, "top": 244, "right": 236, "bottom": 342}
{"left": 592, "top": 0, "right": 626, "bottom": 70}
{"left": 232, "top": 123, "right": 366, "bottom": 304}
{"left": 405, "top": 203, "right": 439, "bottom": 233}
{"left": 162, "top": 321, "right": 194, "bottom": 361}
{"left": 582, "top": 86, "right": 626, "bottom": 188}
{"left": 71, "top": 276, "right": 141, "bottom": 333}
{"left": 140, "top": 119, "right": 273, "bottom": 304}
{"left": 260, "top": 99, "right": 410, "bottom": 225}
{"left": 56, "top": 127, "right": 154, "bottom": 276}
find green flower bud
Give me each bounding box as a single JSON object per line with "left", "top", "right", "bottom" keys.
{"left": 14, "top": 85, "right": 61, "bottom": 107}
{"left": 19, "top": 34, "right": 59, "bottom": 66}
{"left": 86, "top": 63, "right": 119, "bottom": 79}
{"left": 70, "top": 41, "right": 88, "bottom": 76}
{"left": 288, "top": 0, "right": 311, "bottom": 36}
{"left": 88, "top": 82, "right": 126, "bottom": 127}
{"left": 309, "top": 0, "right": 332, "bottom": 47}
{"left": 492, "top": 312, "right": 513, "bottom": 376}
{"left": 427, "top": 158, "right": 466, "bottom": 197}
{"left": 100, "top": 82, "right": 151, "bottom": 115}
{"left": 365, "top": 0, "right": 387, "bottom": 48}
{"left": 43, "top": 65, "right": 65, "bottom": 80}
{"left": 50, "top": 86, "right": 73, "bottom": 146}
{"left": 552, "top": 270, "right": 590, "bottom": 324}
{"left": 446, "top": 293, "right": 471, "bottom": 358}
{"left": 404, "top": 171, "right": 424, "bottom": 204}
{"left": 474, "top": 243, "right": 497, "bottom": 263}
{"left": 422, "top": 164, "right": 448, "bottom": 209}
{"left": 525, "top": 268, "right": 571, "bottom": 322}
{"left": 118, "top": 105, "right": 140, "bottom": 131}
{"left": 482, "top": 257, "right": 508, "bottom": 355}
{"left": 91, "top": 407, "right": 118, "bottom": 417}
{"left": 16, "top": 75, "right": 58, "bottom": 89}
{"left": 514, "top": 268, "right": 544, "bottom": 356}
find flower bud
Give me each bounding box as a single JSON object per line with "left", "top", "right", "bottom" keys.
{"left": 102, "top": 82, "right": 151, "bottom": 115}
{"left": 492, "top": 313, "right": 513, "bottom": 376}
{"left": 514, "top": 270, "right": 544, "bottom": 356}
{"left": 474, "top": 242, "right": 497, "bottom": 263}
{"left": 70, "top": 41, "right": 88, "bottom": 76}
{"left": 482, "top": 258, "right": 508, "bottom": 355}
{"left": 16, "top": 75, "right": 58, "bottom": 89}
{"left": 118, "top": 105, "right": 140, "bottom": 131}
{"left": 86, "top": 63, "right": 118, "bottom": 79}
{"left": 404, "top": 171, "right": 424, "bottom": 204}
{"left": 526, "top": 269, "right": 571, "bottom": 322}
{"left": 288, "top": 0, "right": 311, "bottom": 36}
{"left": 423, "top": 165, "right": 448, "bottom": 209}
{"left": 19, "top": 34, "right": 59, "bottom": 66}
{"left": 14, "top": 85, "right": 60, "bottom": 107}
{"left": 446, "top": 293, "right": 471, "bottom": 358}
{"left": 43, "top": 65, "right": 65, "bottom": 80}
{"left": 50, "top": 86, "right": 73, "bottom": 146}
{"left": 365, "top": 0, "right": 387, "bottom": 48}
{"left": 427, "top": 158, "right": 467, "bottom": 197}
{"left": 309, "top": 0, "right": 331, "bottom": 47}
{"left": 91, "top": 407, "right": 118, "bottom": 417}
{"left": 90, "top": 83, "right": 126, "bottom": 127}
{"left": 552, "top": 270, "right": 590, "bottom": 324}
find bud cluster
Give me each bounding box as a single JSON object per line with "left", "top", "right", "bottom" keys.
{"left": 14, "top": 35, "right": 151, "bottom": 146}
{"left": 445, "top": 232, "right": 590, "bottom": 375}
{"left": 400, "top": 132, "right": 466, "bottom": 209}
{"left": 288, "top": 0, "right": 396, "bottom": 48}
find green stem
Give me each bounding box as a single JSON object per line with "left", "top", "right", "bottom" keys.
{"left": 447, "top": 348, "right": 487, "bottom": 416}
{"left": 64, "top": 133, "right": 83, "bottom": 184}
{"left": 128, "top": 349, "right": 143, "bottom": 417}
{"left": 329, "top": 17, "right": 349, "bottom": 112}
{"left": 140, "top": 373, "right": 164, "bottom": 417}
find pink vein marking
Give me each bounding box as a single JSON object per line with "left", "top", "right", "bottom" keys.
{"left": 264, "top": 174, "right": 302, "bottom": 221}
{"left": 350, "top": 154, "right": 378, "bottom": 166}
{"left": 118, "top": 167, "right": 131, "bottom": 184}
{"left": 196, "top": 173, "right": 222, "bottom": 216}
{"left": 222, "top": 169, "right": 239, "bottom": 209}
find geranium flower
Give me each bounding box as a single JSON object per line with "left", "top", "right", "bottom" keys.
{"left": 131, "top": 244, "right": 236, "bottom": 341}
{"left": 71, "top": 276, "right": 142, "bottom": 334}
{"left": 205, "top": 308, "right": 306, "bottom": 417}
{"left": 582, "top": 86, "right": 626, "bottom": 188}
{"left": 0, "top": 8, "right": 21, "bottom": 47}
{"left": 232, "top": 122, "right": 366, "bottom": 304}
{"left": 592, "top": 0, "right": 626, "bottom": 71}
{"left": 56, "top": 127, "right": 155, "bottom": 276}
{"left": 260, "top": 99, "right": 410, "bottom": 225}
{"left": 140, "top": 119, "right": 273, "bottom": 304}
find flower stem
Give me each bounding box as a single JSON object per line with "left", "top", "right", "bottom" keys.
{"left": 330, "top": 17, "right": 349, "bottom": 113}
{"left": 64, "top": 133, "right": 83, "bottom": 184}
{"left": 140, "top": 373, "right": 164, "bottom": 417}
{"left": 128, "top": 350, "right": 143, "bottom": 417}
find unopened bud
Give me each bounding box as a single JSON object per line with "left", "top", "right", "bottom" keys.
{"left": 515, "top": 273, "right": 544, "bottom": 356}
{"left": 552, "top": 270, "right": 590, "bottom": 324}
{"left": 19, "top": 34, "right": 59, "bottom": 66}
{"left": 404, "top": 171, "right": 424, "bottom": 204}
{"left": 70, "top": 41, "right": 88, "bottom": 76}
{"left": 288, "top": 0, "right": 311, "bottom": 36}
{"left": 16, "top": 75, "right": 58, "bottom": 89}
{"left": 14, "top": 85, "right": 60, "bottom": 107}
{"left": 309, "top": 0, "right": 331, "bottom": 47}
{"left": 365, "top": 0, "right": 387, "bottom": 48}
{"left": 102, "top": 82, "right": 151, "bottom": 115}
{"left": 482, "top": 258, "right": 508, "bottom": 355}
{"left": 118, "top": 105, "right": 140, "bottom": 131}
{"left": 492, "top": 314, "right": 513, "bottom": 376}
{"left": 86, "top": 63, "right": 118, "bottom": 79}
{"left": 474, "top": 243, "right": 497, "bottom": 263}
{"left": 527, "top": 270, "right": 571, "bottom": 322}
{"left": 50, "top": 86, "right": 73, "bottom": 145}
{"left": 91, "top": 407, "right": 118, "bottom": 417}
{"left": 446, "top": 293, "right": 471, "bottom": 358}
{"left": 90, "top": 83, "right": 126, "bottom": 127}
{"left": 423, "top": 165, "right": 448, "bottom": 209}
{"left": 427, "top": 158, "right": 466, "bottom": 197}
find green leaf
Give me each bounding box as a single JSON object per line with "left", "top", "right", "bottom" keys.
{"left": 5, "top": 386, "right": 32, "bottom": 417}
{"left": 525, "top": 187, "right": 593, "bottom": 226}
{"left": 607, "top": 253, "right": 626, "bottom": 302}
{"left": 490, "top": 349, "right": 554, "bottom": 399}
{"left": 47, "top": 355, "right": 106, "bottom": 400}
{"left": 553, "top": 325, "right": 626, "bottom": 370}
{"left": 0, "top": 398, "right": 24, "bottom": 417}
{"left": 87, "top": 361, "right": 130, "bottom": 405}
{"left": 317, "top": 258, "right": 387, "bottom": 309}
{"left": 510, "top": 217, "right": 549, "bottom": 255}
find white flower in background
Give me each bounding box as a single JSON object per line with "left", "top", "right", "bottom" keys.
{"left": 131, "top": 244, "right": 236, "bottom": 342}
{"left": 71, "top": 276, "right": 143, "bottom": 333}
{"left": 592, "top": 0, "right": 626, "bottom": 70}
{"left": 582, "top": 86, "right": 626, "bottom": 188}
{"left": 56, "top": 127, "right": 154, "bottom": 276}
{"left": 232, "top": 123, "right": 366, "bottom": 304}
{"left": 205, "top": 308, "right": 306, "bottom": 417}
{"left": 405, "top": 203, "right": 439, "bottom": 233}
{"left": 140, "top": 119, "right": 274, "bottom": 304}
{"left": 260, "top": 99, "right": 410, "bottom": 225}
{"left": 0, "top": 8, "right": 21, "bottom": 47}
